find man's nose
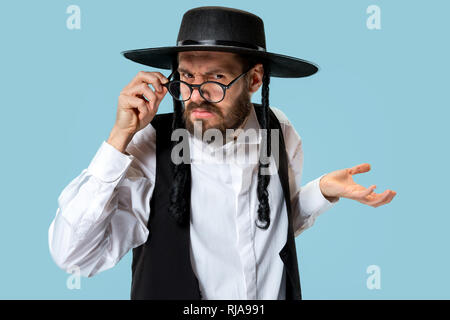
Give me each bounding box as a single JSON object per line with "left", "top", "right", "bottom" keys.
{"left": 189, "top": 85, "right": 205, "bottom": 104}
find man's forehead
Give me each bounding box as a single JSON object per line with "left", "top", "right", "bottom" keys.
{"left": 177, "top": 51, "right": 241, "bottom": 73}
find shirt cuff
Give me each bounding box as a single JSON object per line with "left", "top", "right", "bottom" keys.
{"left": 300, "top": 174, "right": 339, "bottom": 218}
{"left": 87, "top": 141, "right": 135, "bottom": 183}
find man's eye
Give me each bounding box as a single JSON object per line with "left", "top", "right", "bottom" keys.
{"left": 181, "top": 73, "right": 223, "bottom": 80}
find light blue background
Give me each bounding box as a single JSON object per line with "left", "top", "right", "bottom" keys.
{"left": 0, "top": 0, "right": 448, "bottom": 299}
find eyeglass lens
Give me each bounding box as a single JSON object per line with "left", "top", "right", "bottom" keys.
{"left": 168, "top": 81, "right": 224, "bottom": 103}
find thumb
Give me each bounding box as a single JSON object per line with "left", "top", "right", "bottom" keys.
{"left": 155, "top": 85, "right": 168, "bottom": 99}
{"left": 151, "top": 87, "right": 169, "bottom": 112}
{"left": 348, "top": 163, "right": 371, "bottom": 175}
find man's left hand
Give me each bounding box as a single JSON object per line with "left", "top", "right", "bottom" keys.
{"left": 319, "top": 163, "right": 397, "bottom": 207}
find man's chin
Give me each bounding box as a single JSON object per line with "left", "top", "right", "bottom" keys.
{"left": 186, "top": 117, "right": 224, "bottom": 137}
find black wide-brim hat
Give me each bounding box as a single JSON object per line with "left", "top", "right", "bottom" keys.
{"left": 121, "top": 6, "right": 319, "bottom": 78}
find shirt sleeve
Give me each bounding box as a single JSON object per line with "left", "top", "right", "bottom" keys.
{"left": 270, "top": 107, "right": 339, "bottom": 238}
{"left": 48, "top": 128, "right": 156, "bottom": 277}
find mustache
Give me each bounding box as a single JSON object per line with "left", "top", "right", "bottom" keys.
{"left": 186, "top": 102, "right": 222, "bottom": 116}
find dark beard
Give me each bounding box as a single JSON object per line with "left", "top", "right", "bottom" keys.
{"left": 182, "top": 87, "right": 252, "bottom": 144}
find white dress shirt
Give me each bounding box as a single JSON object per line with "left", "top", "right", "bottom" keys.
{"left": 48, "top": 104, "right": 338, "bottom": 299}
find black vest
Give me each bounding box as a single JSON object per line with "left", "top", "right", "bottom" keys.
{"left": 130, "top": 103, "right": 302, "bottom": 300}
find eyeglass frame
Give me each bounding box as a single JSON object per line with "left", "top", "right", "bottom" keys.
{"left": 161, "top": 66, "right": 253, "bottom": 103}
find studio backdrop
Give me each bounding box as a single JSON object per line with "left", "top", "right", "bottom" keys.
{"left": 0, "top": 0, "right": 448, "bottom": 299}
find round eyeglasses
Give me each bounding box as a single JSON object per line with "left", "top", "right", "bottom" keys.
{"left": 161, "top": 67, "right": 252, "bottom": 103}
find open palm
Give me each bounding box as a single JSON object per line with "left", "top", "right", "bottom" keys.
{"left": 319, "top": 163, "right": 396, "bottom": 208}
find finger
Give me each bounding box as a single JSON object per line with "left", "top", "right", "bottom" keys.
{"left": 121, "top": 95, "right": 149, "bottom": 119}
{"left": 140, "top": 71, "right": 169, "bottom": 84}
{"left": 348, "top": 163, "right": 371, "bottom": 175}
{"left": 154, "top": 84, "right": 169, "bottom": 99}
{"left": 350, "top": 184, "right": 376, "bottom": 199}
{"left": 129, "top": 83, "right": 158, "bottom": 107}
{"left": 365, "top": 190, "right": 393, "bottom": 207}
{"left": 137, "top": 84, "right": 167, "bottom": 114}
{"left": 361, "top": 185, "right": 377, "bottom": 198}
{"left": 141, "top": 84, "right": 162, "bottom": 112}
{"left": 123, "top": 72, "right": 153, "bottom": 92}
{"left": 137, "top": 71, "right": 169, "bottom": 92}
{"left": 374, "top": 190, "right": 397, "bottom": 207}
{"left": 124, "top": 71, "right": 165, "bottom": 93}
{"left": 154, "top": 71, "right": 170, "bottom": 84}
{"left": 128, "top": 82, "right": 168, "bottom": 106}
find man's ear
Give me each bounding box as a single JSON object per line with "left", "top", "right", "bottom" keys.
{"left": 247, "top": 63, "right": 264, "bottom": 94}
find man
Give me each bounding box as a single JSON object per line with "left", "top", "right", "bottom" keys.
{"left": 48, "top": 6, "right": 396, "bottom": 300}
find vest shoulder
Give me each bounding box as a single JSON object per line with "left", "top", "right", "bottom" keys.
{"left": 253, "top": 103, "right": 291, "bottom": 127}
{"left": 150, "top": 112, "right": 174, "bottom": 130}
{"left": 269, "top": 106, "right": 291, "bottom": 125}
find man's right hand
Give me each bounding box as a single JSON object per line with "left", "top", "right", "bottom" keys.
{"left": 107, "top": 71, "right": 170, "bottom": 153}
{"left": 116, "top": 71, "right": 170, "bottom": 134}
